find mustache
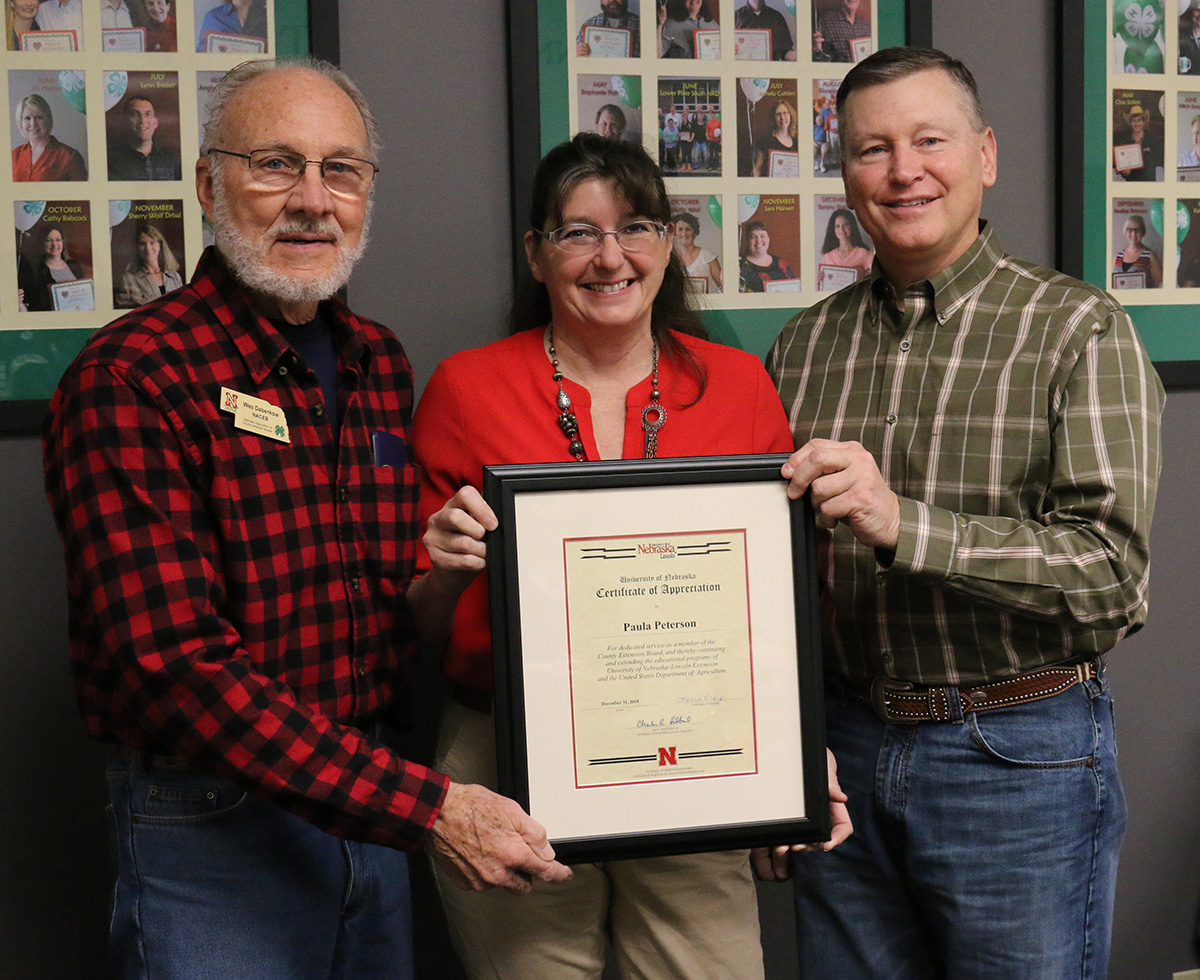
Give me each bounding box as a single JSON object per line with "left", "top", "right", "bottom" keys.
{"left": 269, "top": 218, "right": 343, "bottom": 243}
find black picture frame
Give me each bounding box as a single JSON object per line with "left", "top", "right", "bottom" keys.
{"left": 506, "top": 0, "right": 932, "bottom": 351}
{"left": 0, "top": 0, "right": 338, "bottom": 437}
{"left": 1056, "top": 0, "right": 1200, "bottom": 390}
{"left": 483, "top": 453, "right": 828, "bottom": 864}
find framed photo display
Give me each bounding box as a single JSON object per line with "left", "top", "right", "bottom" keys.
{"left": 508, "top": 0, "right": 925, "bottom": 358}
{"left": 1059, "top": 0, "right": 1200, "bottom": 387}
{"left": 483, "top": 454, "right": 828, "bottom": 863}
{"left": 0, "top": 0, "right": 318, "bottom": 433}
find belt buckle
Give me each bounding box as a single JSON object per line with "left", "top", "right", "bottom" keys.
{"left": 869, "top": 677, "right": 916, "bottom": 724}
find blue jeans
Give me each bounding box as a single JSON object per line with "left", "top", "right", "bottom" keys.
{"left": 106, "top": 751, "right": 414, "bottom": 980}
{"left": 793, "top": 675, "right": 1125, "bottom": 980}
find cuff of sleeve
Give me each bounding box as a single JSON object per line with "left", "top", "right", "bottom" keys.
{"left": 885, "top": 498, "right": 958, "bottom": 581}
{"left": 384, "top": 762, "right": 451, "bottom": 850}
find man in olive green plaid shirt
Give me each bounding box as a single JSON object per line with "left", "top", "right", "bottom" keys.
{"left": 765, "top": 48, "right": 1164, "bottom": 979}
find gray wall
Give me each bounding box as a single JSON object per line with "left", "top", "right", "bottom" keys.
{"left": 1, "top": 2, "right": 1197, "bottom": 978}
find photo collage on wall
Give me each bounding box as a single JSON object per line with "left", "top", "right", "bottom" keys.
{"left": 570, "top": 0, "right": 877, "bottom": 310}
{"left": 0, "top": 0, "right": 277, "bottom": 401}
{"left": 1109, "top": 0, "right": 1200, "bottom": 293}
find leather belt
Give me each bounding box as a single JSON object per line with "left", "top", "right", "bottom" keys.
{"left": 842, "top": 661, "right": 1100, "bottom": 724}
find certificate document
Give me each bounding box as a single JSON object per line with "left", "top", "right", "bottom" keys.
{"left": 102, "top": 28, "right": 146, "bottom": 52}
{"left": 767, "top": 149, "right": 800, "bottom": 177}
{"left": 851, "top": 36, "right": 873, "bottom": 62}
{"left": 818, "top": 264, "right": 858, "bottom": 291}
{"left": 1113, "top": 143, "right": 1143, "bottom": 172}
{"left": 203, "top": 31, "right": 268, "bottom": 54}
{"left": 734, "top": 28, "right": 771, "bottom": 60}
{"left": 562, "top": 529, "right": 757, "bottom": 788}
{"left": 485, "top": 457, "right": 827, "bottom": 860}
{"left": 694, "top": 29, "right": 720, "bottom": 59}
{"left": 763, "top": 277, "right": 801, "bottom": 292}
{"left": 50, "top": 279, "right": 95, "bottom": 312}
{"left": 1112, "top": 271, "right": 1147, "bottom": 289}
{"left": 582, "top": 25, "right": 633, "bottom": 57}
{"left": 20, "top": 29, "right": 78, "bottom": 51}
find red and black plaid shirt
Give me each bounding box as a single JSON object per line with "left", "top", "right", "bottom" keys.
{"left": 44, "top": 248, "right": 448, "bottom": 849}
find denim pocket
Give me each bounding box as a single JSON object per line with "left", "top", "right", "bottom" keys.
{"left": 127, "top": 769, "right": 249, "bottom": 825}
{"left": 966, "top": 687, "right": 1099, "bottom": 769}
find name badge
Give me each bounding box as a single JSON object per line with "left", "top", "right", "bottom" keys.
{"left": 219, "top": 386, "right": 290, "bottom": 443}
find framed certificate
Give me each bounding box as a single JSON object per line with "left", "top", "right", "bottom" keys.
{"left": 763, "top": 277, "right": 801, "bottom": 292}
{"left": 818, "top": 263, "right": 858, "bottom": 291}
{"left": 733, "top": 28, "right": 771, "bottom": 61}
{"left": 483, "top": 454, "right": 828, "bottom": 863}
{"left": 694, "top": 29, "right": 720, "bottom": 59}
{"left": 1112, "top": 271, "right": 1147, "bottom": 290}
{"left": 851, "top": 36, "right": 873, "bottom": 62}
{"left": 767, "top": 148, "right": 800, "bottom": 177}
{"left": 19, "top": 29, "right": 78, "bottom": 52}
{"left": 203, "top": 31, "right": 269, "bottom": 54}
{"left": 581, "top": 24, "right": 633, "bottom": 58}
{"left": 102, "top": 27, "right": 147, "bottom": 52}
{"left": 685, "top": 275, "right": 709, "bottom": 293}
{"left": 50, "top": 279, "right": 95, "bottom": 311}
{"left": 1112, "top": 142, "right": 1143, "bottom": 173}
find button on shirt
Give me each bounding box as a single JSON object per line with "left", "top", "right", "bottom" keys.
{"left": 43, "top": 247, "right": 447, "bottom": 849}
{"left": 768, "top": 223, "right": 1164, "bottom": 687}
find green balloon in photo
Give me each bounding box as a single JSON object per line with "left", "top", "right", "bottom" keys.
{"left": 57, "top": 70, "right": 86, "bottom": 114}
{"left": 1148, "top": 198, "right": 1163, "bottom": 235}
{"left": 1177, "top": 200, "right": 1190, "bottom": 246}
{"left": 1123, "top": 38, "right": 1164, "bottom": 74}
{"left": 619, "top": 75, "right": 641, "bottom": 108}
{"left": 708, "top": 196, "right": 722, "bottom": 228}
{"left": 1114, "top": 0, "right": 1161, "bottom": 42}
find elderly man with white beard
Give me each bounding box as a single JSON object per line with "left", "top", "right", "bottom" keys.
{"left": 43, "top": 58, "right": 570, "bottom": 980}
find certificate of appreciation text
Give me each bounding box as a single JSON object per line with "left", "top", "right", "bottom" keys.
{"left": 563, "top": 529, "right": 757, "bottom": 789}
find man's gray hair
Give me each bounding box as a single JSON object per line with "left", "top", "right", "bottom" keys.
{"left": 836, "top": 46, "right": 988, "bottom": 132}
{"left": 200, "top": 57, "right": 381, "bottom": 162}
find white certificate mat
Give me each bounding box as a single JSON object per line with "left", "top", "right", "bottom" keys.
{"left": 484, "top": 455, "right": 826, "bottom": 862}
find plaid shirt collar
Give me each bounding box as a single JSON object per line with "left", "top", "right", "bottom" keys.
{"left": 188, "top": 246, "right": 371, "bottom": 387}
{"left": 868, "top": 220, "right": 1003, "bottom": 324}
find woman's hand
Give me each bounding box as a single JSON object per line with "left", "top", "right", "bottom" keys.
{"left": 424, "top": 485, "right": 497, "bottom": 579}
{"left": 407, "top": 486, "right": 498, "bottom": 645}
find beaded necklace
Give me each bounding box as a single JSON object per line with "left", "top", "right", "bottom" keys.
{"left": 547, "top": 324, "right": 665, "bottom": 461}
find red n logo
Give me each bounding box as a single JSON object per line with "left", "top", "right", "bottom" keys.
{"left": 658, "top": 746, "right": 677, "bottom": 766}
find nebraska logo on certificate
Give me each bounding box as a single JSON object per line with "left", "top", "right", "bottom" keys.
{"left": 563, "top": 529, "right": 757, "bottom": 789}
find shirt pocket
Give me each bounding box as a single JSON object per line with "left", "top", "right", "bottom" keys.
{"left": 922, "top": 412, "right": 1052, "bottom": 512}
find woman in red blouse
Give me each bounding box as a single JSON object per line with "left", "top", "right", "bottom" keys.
{"left": 11, "top": 94, "right": 87, "bottom": 182}
{"left": 410, "top": 133, "right": 850, "bottom": 980}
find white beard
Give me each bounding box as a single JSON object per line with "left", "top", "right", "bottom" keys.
{"left": 210, "top": 172, "right": 372, "bottom": 307}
